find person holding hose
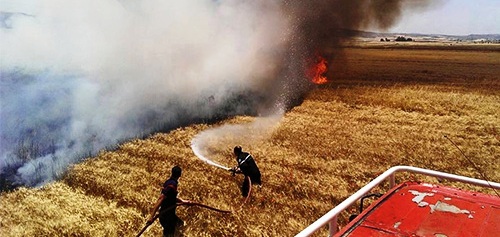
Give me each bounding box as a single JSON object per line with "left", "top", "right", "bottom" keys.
{"left": 231, "top": 146, "right": 262, "bottom": 197}
{"left": 148, "top": 166, "right": 192, "bottom": 237}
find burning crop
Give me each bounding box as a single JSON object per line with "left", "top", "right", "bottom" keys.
{"left": 307, "top": 54, "right": 329, "bottom": 85}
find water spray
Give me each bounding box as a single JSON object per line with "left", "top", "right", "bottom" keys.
{"left": 191, "top": 136, "right": 231, "bottom": 171}
{"left": 190, "top": 111, "right": 283, "bottom": 171}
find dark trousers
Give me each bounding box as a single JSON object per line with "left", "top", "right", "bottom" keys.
{"left": 159, "top": 214, "right": 183, "bottom": 237}
{"left": 241, "top": 173, "right": 261, "bottom": 197}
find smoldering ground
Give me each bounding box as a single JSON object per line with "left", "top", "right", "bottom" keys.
{"left": 0, "top": 0, "right": 433, "bottom": 188}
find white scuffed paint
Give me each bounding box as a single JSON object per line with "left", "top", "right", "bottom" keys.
{"left": 409, "top": 190, "right": 434, "bottom": 204}
{"left": 418, "top": 201, "right": 429, "bottom": 207}
{"left": 430, "top": 200, "right": 473, "bottom": 219}
{"left": 394, "top": 222, "right": 401, "bottom": 229}
{"left": 409, "top": 191, "right": 474, "bottom": 219}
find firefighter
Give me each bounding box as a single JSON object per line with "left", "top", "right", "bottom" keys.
{"left": 148, "top": 166, "right": 192, "bottom": 237}
{"left": 231, "top": 146, "right": 261, "bottom": 197}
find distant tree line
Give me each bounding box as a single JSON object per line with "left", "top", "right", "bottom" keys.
{"left": 380, "top": 36, "right": 413, "bottom": 42}
{"left": 395, "top": 36, "right": 413, "bottom": 41}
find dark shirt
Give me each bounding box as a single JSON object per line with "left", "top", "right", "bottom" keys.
{"left": 160, "top": 179, "right": 178, "bottom": 215}
{"left": 236, "top": 152, "right": 260, "bottom": 177}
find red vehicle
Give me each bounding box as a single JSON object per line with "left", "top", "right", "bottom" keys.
{"left": 296, "top": 166, "right": 500, "bottom": 237}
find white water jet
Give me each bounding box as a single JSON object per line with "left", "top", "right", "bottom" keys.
{"left": 190, "top": 109, "right": 284, "bottom": 170}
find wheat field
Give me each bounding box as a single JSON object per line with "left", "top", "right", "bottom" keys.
{"left": 1, "top": 44, "right": 499, "bottom": 237}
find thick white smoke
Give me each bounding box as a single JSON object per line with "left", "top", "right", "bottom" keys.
{"left": 1, "top": 0, "right": 435, "bottom": 188}
{"left": 0, "top": 0, "right": 292, "bottom": 187}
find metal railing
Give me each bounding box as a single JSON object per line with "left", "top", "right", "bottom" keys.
{"left": 295, "top": 165, "right": 500, "bottom": 237}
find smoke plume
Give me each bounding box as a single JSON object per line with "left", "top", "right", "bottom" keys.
{"left": 0, "top": 0, "right": 431, "bottom": 188}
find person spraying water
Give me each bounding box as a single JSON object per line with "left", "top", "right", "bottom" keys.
{"left": 230, "top": 146, "right": 262, "bottom": 197}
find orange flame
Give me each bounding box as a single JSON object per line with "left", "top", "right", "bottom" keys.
{"left": 307, "top": 55, "right": 328, "bottom": 84}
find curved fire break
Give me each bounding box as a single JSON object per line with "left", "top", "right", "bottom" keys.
{"left": 295, "top": 165, "right": 500, "bottom": 237}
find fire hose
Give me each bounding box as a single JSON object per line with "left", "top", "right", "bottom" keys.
{"left": 241, "top": 176, "right": 252, "bottom": 208}
{"left": 229, "top": 168, "right": 253, "bottom": 209}
{"left": 136, "top": 202, "right": 231, "bottom": 237}
{"left": 137, "top": 168, "right": 254, "bottom": 236}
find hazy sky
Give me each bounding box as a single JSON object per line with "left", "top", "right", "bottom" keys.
{"left": 1, "top": 0, "right": 499, "bottom": 35}
{"left": 388, "top": 0, "right": 500, "bottom": 35}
